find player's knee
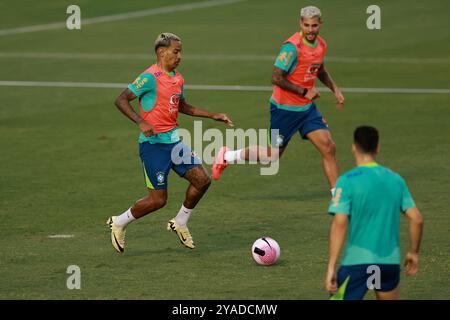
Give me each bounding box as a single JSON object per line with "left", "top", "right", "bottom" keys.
{"left": 155, "top": 197, "right": 167, "bottom": 210}
{"left": 323, "top": 139, "right": 336, "bottom": 158}
{"left": 149, "top": 194, "right": 167, "bottom": 210}
{"left": 189, "top": 167, "right": 211, "bottom": 191}
{"left": 198, "top": 175, "right": 211, "bottom": 192}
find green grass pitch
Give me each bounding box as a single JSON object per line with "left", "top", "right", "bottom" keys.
{"left": 0, "top": 0, "right": 449, "bottom": 299}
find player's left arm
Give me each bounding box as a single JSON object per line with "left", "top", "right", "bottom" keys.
{"left": 317, "top": 63, "right": 345, "bottom": 110}
{"left": 403, "top": 206, "right": 423, "bottom": 276}
{"left": 178, "top": 98, "right": 234, "bottom": 128}
{"left": 326, "top": 213, "right": 348, "bottom": 293}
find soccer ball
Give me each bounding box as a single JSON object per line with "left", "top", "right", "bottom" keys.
{"left": 251, "top": 237, "right": 280, "bottom": 266}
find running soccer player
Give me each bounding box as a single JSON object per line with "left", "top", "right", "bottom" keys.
{"left": 326, "top": 126, "right": 424, "bottom": 300}
{"left": 107, "top": 33, "right": 233, "bottom": 253}
{"left": 213, "top": 6, "right": 344, "bottom": 195}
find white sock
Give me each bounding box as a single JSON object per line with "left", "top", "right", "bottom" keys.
{"left": 224, "top": 149, "right": 243, "bottom": 162}
{"left": 331, "top": 188, "right": 336, "bottom": 196}
{"left": 175, "top": 204, "right": 193, "bottom": 226}
{"left": 115, "top": 208, "right": 136, "bottom": 228}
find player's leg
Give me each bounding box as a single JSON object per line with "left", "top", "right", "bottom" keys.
{"left": 212, "top": 145, "right": 285, "bottom": 180}
{"left": 212, "top": 103, "right": 296, "bottom": 180}
{"left": 107, "top": 189, "right": 168, "bottom": 253}
{"left": 300, "top": 104, "right": 338, "bottom": 193}
{"left": 129, "top": 189, "right": 168, "bottom": 219}
{"left": 241, "top": 145, "right": 286, "bottom": 162}
{"left": 375, "top": 286, "right": 400, "bottom": 300}
{"left": 107, "top": 142, "right": 171, "bottom": 253}
{"left": 182, "top": 165, "right": 211, "bottom": 209}
{"left": 167, "top": 143, "right": 208, "bottom": 248}
{"left": 374, "top": 264, "right": 401, "bottom": 300}
{"left": 306, "top": 129, "right": 339, "bottom": 191}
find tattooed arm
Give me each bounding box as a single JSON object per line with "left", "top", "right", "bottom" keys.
{"left": 271, "top": 66, "right": 320, "bottom": 101}
{"left": 114, "top": 88, "right": 155, "bottom": 136}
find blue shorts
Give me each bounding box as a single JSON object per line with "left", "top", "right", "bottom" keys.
{"left": 269, "top": 102, "right": 328, "bottom": 148}
{"left": 336, "top": 264, "right": 400, "bottom": 300}
{"left": 139, "top": 141, "right": 201, "bottom": 190}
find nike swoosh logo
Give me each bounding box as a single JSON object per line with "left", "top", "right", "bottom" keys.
{"left": 262, "top": 237, "right": 272, "bottom": 249}
{"left": 113, "top": 233, "right": 124, "bottom": 253}
{"left": 254, "top": 247, "right": 266, "bottom": 256}
{"left": 169, "top": 222, "right": 188, "bottom": 243}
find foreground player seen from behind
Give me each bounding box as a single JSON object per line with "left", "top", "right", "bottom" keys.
{"left": 326, "top": 126, "right": 424, "bottom": 300}
{"left": 107, "top": 33, "right": 233, "bottom": 252}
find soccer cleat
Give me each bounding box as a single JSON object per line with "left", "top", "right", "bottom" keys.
{"left": 106, "top": 216, "right": 126, "bottom": 253}
{"left": 167, "top": 219, "right": 195, "bottom": 249}
{"left": 212, "top": 146, "right": 229, "bottom": 181}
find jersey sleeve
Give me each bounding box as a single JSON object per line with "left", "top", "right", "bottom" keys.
{"left": 400, "top": 178, "right": 416, "bottom": 213}
{"left": 128, "top": 73, "right": 156, "bottom": 98}
{"left": 328, "top": 177, "right": 351, "bottom": 216}
{"left": 180, "top": 84, "right": 185, "bottom": 99}
{"left": 274, "top": 42, "right": 298, "bottom": 74}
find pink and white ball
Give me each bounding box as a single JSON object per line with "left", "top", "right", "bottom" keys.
{"left": 251, "top": 237, "right": 280, "bottom": 266}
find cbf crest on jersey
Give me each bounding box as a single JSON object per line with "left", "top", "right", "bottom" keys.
{"left": 169, "top": 93, "right": 181, "bottom": 114}
{"left": 156, "top": 171, "right": 165, "bottom": 185}
{"left": 275, "top": 134, "right": 284, "bottom": 148}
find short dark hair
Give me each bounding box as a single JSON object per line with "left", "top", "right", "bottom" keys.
{"left": 354, "top": 126, "right": 379, "bottom": 154}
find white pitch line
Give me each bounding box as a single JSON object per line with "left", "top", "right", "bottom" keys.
{"left": 336, "top": 87, "right": 450, "bottom": 94}
{"left": 188, "top": 84, "right": 273, "bottom": 91}
{"left": 187, "top": 85, "right": 450, "bottom": 94}
{"left": 0, "top": 80, "right": 125, "bottom": 89}
{"left": 0, "top": 52, "right": 449, "bottom": 64}
{"left": 48, "top": 234, "right": 74, "bottom": 239}
{"left": 327, "top": 56, "right": 450, "bottom": 64}
{"left": 0, "top": 0, "right": 246, "bottom": 36}
{"left": 0, "top": 80, "right": 449, "bottom": 94}
{"left": 0, "top": 52, "right": 275, "bottom": 62}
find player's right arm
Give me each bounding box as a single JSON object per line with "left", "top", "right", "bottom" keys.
{"left": 115, "top": 88, "right": 154, "bottom": 137}
{"left": 272, "top": 67, "right": 319, "bottom": 100}
{"left": 326, "top": 213, "right": 348, "bottom": 293}
{"left": 271, "top": 43, "right": 319, "bottom": 100}
{"left": 326, "top": 181, "right": 351, "bottom": 293}
{"left": 404, "top": 206, "right": 424, "bottom": 276}
{"left": 115, "top": 72, "right": 158, "bottom": 137}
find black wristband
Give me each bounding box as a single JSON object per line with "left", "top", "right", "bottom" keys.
{"left": 301, "top": 88, "right": 308, "bottom": 97}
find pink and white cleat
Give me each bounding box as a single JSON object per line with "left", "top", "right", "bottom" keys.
{"left": 212, "top": 146, "right": 229, "bottom": 181}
